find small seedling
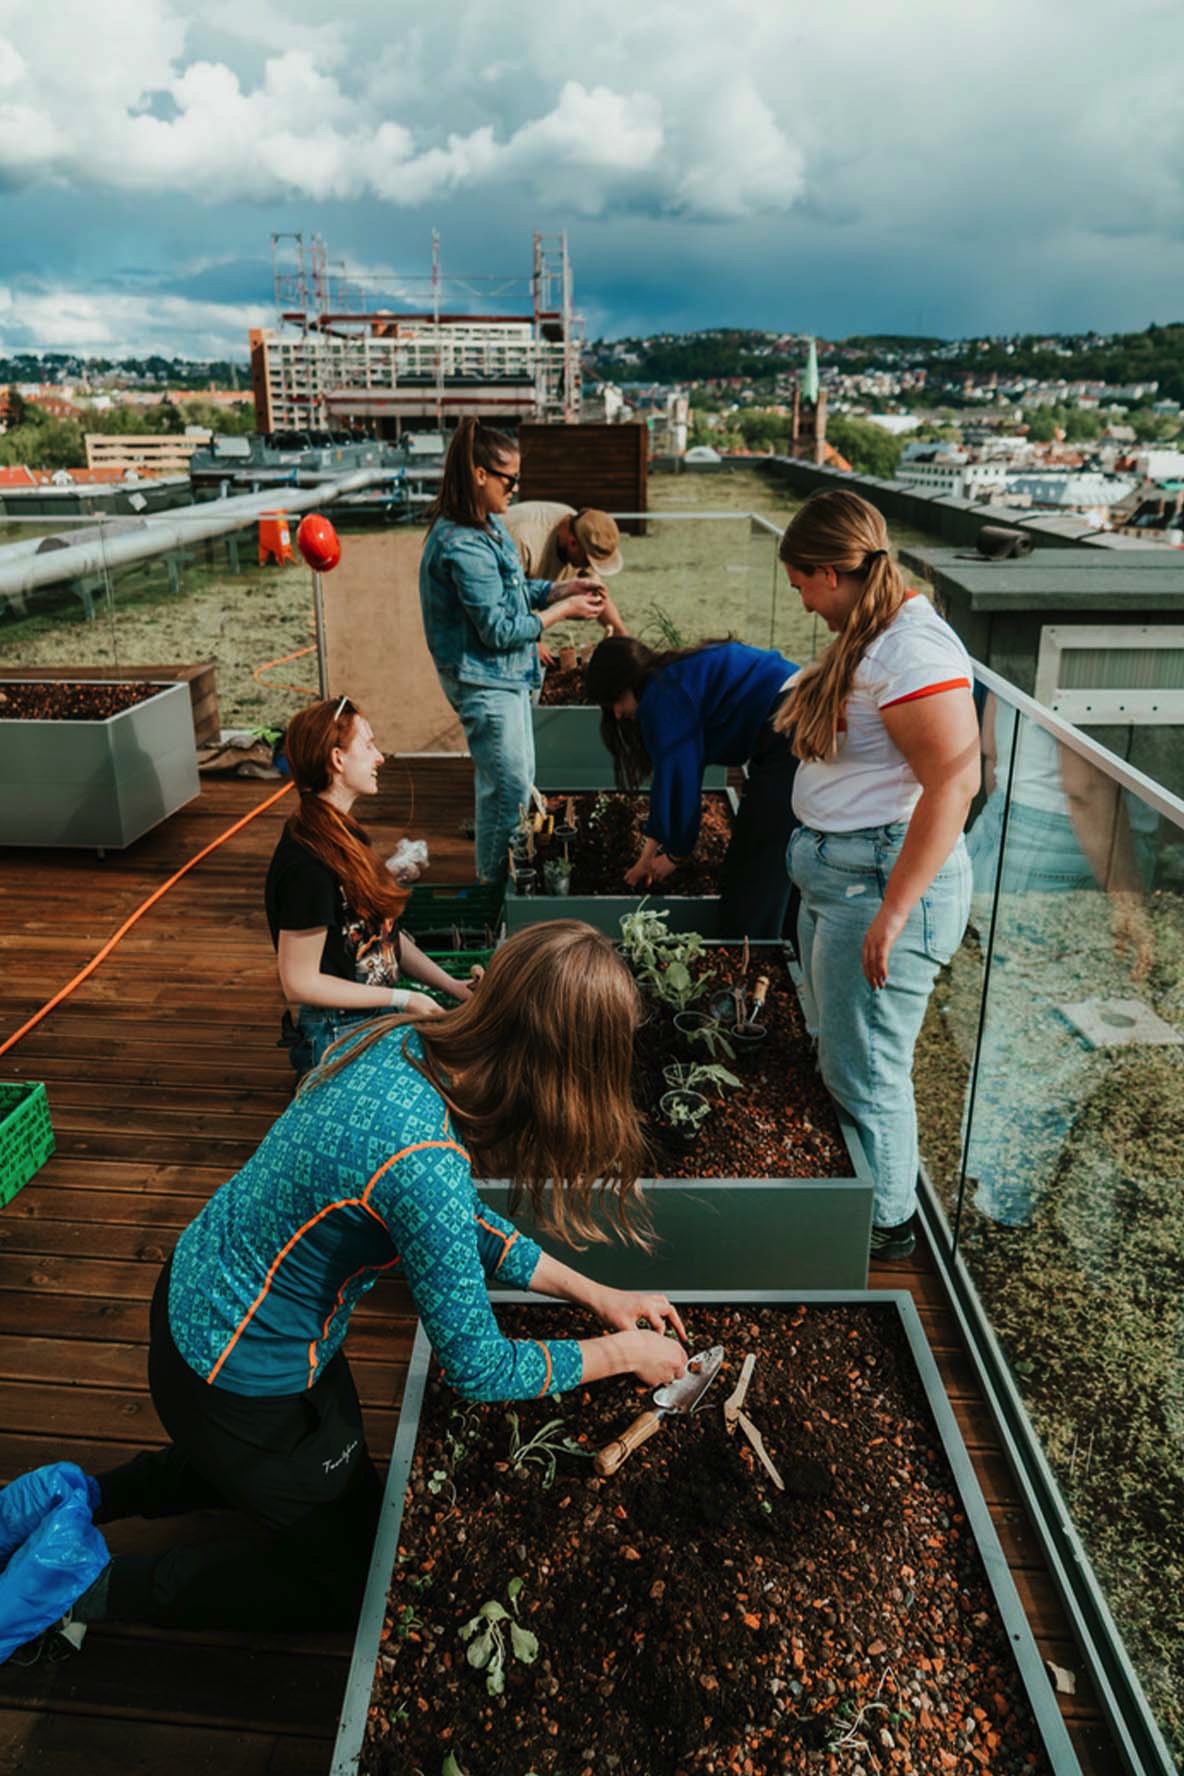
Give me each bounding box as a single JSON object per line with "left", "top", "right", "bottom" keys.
{"left": 641, "top": 601, "right": 687, "bottom": 650}
{"left": 505, "top": 1410, "right": 589, "bottom": 1489}
{"left": 683, "top": 1018, "right": 736, "bottom": 1062}
{"left": 458, "top": 1578, "right": 539, "bottom": 1696}
{"left": 662, "top": 1059, "right": 741, "bottom": 1096}
{"left": 664, "top": 1091, "right": 712, "bottom": 1134}
{"left": 392, "top": 1602, "right": 424, "bottom": 1641}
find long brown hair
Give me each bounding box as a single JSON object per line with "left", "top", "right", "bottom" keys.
{"left": 303, "top": 921, "right": 652, "bottom": 1249}
{"left": 774, "top": 490, "right": 908, "bottom": 762}
{"left": 283, "top": 699, "right": 408, "bottom": 927}
{"left": 425, "top": 416, "right": 518, "bottom": 529}
{"left": 583, "top": 635, "right": 728, "bottom": 789}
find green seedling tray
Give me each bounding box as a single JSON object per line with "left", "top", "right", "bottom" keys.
{"left": 0, "top": 1081, "right": 55, "bottom": 1208}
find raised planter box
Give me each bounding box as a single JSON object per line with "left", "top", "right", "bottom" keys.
{"left": 0, "top": 662, "right": 219, "bottom": 747}
{"left": 533, "top": 700, "right": 725, "bottom": 792}
{"left": 0, "top": 679, "right": 200, "bottom": 850}
{"left": 504, "top": 786, "right": 737, "bottom": 937}
{"left": 333, "top": 1292, "right": 1080, "bottom": 1776}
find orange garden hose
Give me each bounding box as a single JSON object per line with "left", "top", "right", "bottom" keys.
{"left": 252, "top": 640, "right": 319, "bottom": 698}
{"left": 0, "top": 781, "right": 294, "bottom": 1061}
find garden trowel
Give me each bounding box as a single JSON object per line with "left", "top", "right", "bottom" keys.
{"left": 594, "top": 1344, "right": 725, "bottom": 1476}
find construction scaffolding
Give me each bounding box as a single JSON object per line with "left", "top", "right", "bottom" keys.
{"left": 251, "top": 232, "right": 583, "bottom": 436}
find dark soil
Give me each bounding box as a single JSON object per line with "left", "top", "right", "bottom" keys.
{"left": 518, "top": 793, "right": 731, "bottom": 898}
{"left": 0, "top": 680, "right": 163, "bottom": 720}
{"left": 360, "top": 1303, "right": 1052, "bottom": 1776}
{"left": 537, "top": 664, "right": 589, "bottom": 706}
{"left": 635, "top": 948, "right": 848, "bottom": 1180}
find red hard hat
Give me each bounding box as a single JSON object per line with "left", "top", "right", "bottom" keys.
{"left": 296, "top": 513, "right": 342, "bottom": 572}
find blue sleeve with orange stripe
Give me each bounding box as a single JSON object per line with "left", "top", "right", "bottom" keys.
{"left": 373, "top": 1142, "right": 583, "bottom": 1402}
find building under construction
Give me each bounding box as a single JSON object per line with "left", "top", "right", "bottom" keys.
{"left": 250, "top": 232, "right": 583, "bottom": 437}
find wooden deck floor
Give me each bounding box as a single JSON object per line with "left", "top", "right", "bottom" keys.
{"left": 0, "top": 765, "right": 1123, "bottom": 1774}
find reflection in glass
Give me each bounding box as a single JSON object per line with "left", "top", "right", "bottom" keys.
{"left": 951, "top": 700, "right": 1184, "bottom": 1761}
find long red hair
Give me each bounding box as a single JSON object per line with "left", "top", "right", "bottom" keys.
{"left": 283, "top": 699, "right": 409, "bottom": 927}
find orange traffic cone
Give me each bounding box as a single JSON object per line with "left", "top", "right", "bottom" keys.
{"left": 258, "top": 512, "right": 295, "bottom": 567}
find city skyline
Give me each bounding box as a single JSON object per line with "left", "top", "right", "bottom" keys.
{"left": 0, "top": 0, "right": 1181, "bottom": 360}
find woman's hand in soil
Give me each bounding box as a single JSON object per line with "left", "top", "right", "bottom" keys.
{"left": 623, "top": 1328, "right": 688, "bottom": 1388}
{"left": 595, "top": 1287, "right": 688, "bottom": 1344}
{"left": 624, "top": 844, "right": 677, "bottom": 889}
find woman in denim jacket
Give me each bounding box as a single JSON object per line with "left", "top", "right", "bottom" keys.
{"left": 777, "top": 491, "right": 980, "bottom": 1260}
{"left": 419, "top": 419, "right": 608, "bottom": 880}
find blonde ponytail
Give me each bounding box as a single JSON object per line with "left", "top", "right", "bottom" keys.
{"left": 774, "top": 492, "right": 908, "bottom": 762}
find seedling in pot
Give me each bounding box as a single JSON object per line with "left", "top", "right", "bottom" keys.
{"left": 543, "top": 849, "right": 572, "bottom": 896}
{"left": 660, "top": 1088, "right": 712, "bottom": 1146}
{"left": 662, "top": 1059, "right": 741, "bottom": 1097}
{"left": 458, "top": 1578, "right": 539, "bottom": 1696}
{"left": 673, "top": 1010, "right": 735, "bottom": 1061}
{"left": 730, "top": 975, "right": 771, "bottom": 1063}
{"left": 552, "top": 797, "right": 578, "bottom": 844}
{"left": 505, "top": 1409, "right": 589, "bottom": 1489}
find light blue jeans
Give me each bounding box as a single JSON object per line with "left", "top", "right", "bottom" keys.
{"left": 438, "top": 671, "right": 535, "bottom": 882}
{"left": 290, "top": 1006, "right": 374, "bottom": 1076}
{"left": 788, "top": 822, "right": 972, "bottom": 1229}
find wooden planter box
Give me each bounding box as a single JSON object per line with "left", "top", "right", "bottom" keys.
{"left": 533, "top": 701, "right": 725, "bottom": 792}
{"left": 332, "top": 1292, "right": 1080, "bottom": 1776}
{"left": 0, "top": 680, "right": 200, "bottom": 850}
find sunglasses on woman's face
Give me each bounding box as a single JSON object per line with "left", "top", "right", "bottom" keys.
{"left": 486, "top": 468, "right": 520, "bottom": 492}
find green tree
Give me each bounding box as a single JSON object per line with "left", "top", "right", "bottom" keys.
{"left": 3, "top": 385, "right": 31, "bottom": 428}
{"left": 826, "top": 416, "right": 903, "bottom": 477}
{"left": 0, "top": 417, "right": 86, "bottom": 469}
{"left": 1063, "top": 408, "right": 1104, "bottom": 443}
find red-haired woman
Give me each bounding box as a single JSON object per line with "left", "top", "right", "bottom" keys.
{"left": 266, "top": 697, "right": 469, "bottom": 1074}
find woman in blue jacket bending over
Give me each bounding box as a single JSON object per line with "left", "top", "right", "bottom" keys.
{"left": 53, "top": 923, "right": 686, "bottom": 1636}
{"left": 585, "top": 636, "right": 799, "bottom": 937}
{"left": 420, "top": 419, "right": 607, "bottom": 881}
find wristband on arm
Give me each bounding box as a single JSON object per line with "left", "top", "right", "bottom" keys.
{"left": 388, "top": 988, "right": 411, "bottom": 1011}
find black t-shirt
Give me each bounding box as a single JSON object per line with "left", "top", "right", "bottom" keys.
{"left": 264, "top": 829, "right": 401, "bottom": 989}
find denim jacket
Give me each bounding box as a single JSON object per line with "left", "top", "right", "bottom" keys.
{"left": 420, "top": 516, "right": 553, "bottom": 690}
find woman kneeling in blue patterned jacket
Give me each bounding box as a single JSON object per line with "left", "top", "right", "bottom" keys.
{"left": 57, "top": 922, "right": 687, "bottom": 1634}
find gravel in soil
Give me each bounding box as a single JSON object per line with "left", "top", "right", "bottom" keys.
{"left": 520, "top": 792, "right": 731, "bottom": 898}
{"left": 0, "top": 679, "right": 163, "bottom": 719}
{"left": 635, "top": 947, "right": 848, "bottom": 1180}
{"left": 361, "top": 1303, "right": 1052, "bottom": 1776}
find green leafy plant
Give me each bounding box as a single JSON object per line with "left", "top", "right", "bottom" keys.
{"left": 505, "top": 1410, "right": 589, "bottom": 1489}
{"left": 662, "top": 1059, "right": 741, "bottom": 1095}
{"left": 682, "top": 1016, "right": 736, "bottom": 1061}
{"left": 662, "top": 1089, "right": 712, "bottom": 1133}
{"left": 618, "top": 902, "right": 680, "bottom": 974}
{"left": 640, "top": 601, "right": 687, "bottom": 649}
{"left": 458, "top": 1578, "right": 539, "bottom": 1695}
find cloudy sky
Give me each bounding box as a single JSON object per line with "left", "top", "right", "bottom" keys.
{"left": 0, "top": 0, "right": 1181, "bottom": 360}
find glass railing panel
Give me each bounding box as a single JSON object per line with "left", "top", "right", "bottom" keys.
{"left": 950, "top": 697, "right": 1184, "bottom": 1764}
{"left": 0, "top": 514, "right": 124, "bottom": 676}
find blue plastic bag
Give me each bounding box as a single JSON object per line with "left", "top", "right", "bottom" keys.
{"left": 0, "top": 1463, "right": 109, "bottom": 1663}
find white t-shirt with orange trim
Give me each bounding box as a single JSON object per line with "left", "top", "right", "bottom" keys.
{"left": 792, "top": 594, "right": 973, "bottom": 832}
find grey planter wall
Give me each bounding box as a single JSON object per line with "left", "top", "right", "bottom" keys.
{"left": 0, "top": 679, "right": 200, "bottom": 849}
{"left": 332, "top": 1292, "right": 1081, "bottom": 1776}
{"left": 533, "top": 702, "right": 725, "bottom": 791}
{"left": 506, "top": 784, "right": 738, "bottom": 935}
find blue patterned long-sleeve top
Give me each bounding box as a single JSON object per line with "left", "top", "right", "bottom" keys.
{"left": 168, "top": 1029, "right": 583, "bottom": 1402}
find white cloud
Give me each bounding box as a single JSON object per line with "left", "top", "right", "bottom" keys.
{"left": 0, "top": 285, "right": 269, "bottom": 358}
{"left": 0, "top": 3, "right": 808, "bottom": 221}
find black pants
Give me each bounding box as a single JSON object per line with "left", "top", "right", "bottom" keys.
{"left": 717, "top": 721, "right": 800, "bottom": 940}
{"left": 88, "top": 1262, "right": 382, "bottom": 1632}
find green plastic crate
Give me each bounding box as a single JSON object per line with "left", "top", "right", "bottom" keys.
{"left": 401, "top": 882, "right": 505, "bottom": 951}
{"left": 0, "top": 1081, "right": 55, "bottom": 1208}
{"left": 422, "top": 947, "right": 494, "bottom": 1004}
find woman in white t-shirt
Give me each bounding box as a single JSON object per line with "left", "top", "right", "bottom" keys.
{"left": 776, "top": 491, "right": 979, "bottom": 1259}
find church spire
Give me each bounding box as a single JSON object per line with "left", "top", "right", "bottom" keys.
{"left": 801, "top": 336, "right": 819, "bottom": 403}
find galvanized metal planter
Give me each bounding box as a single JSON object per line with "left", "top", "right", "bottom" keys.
{"left": 533, "top": 700, "right": 726, "bottom": 792}
{"left": 0, "top": 679, "right": 199, "bottom": 850}
{"left": 332, "top": 1292, "right": 1082, "bottom": 1776}
{"left": 504, "top": 784, "right": 738, "bottom": 936}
